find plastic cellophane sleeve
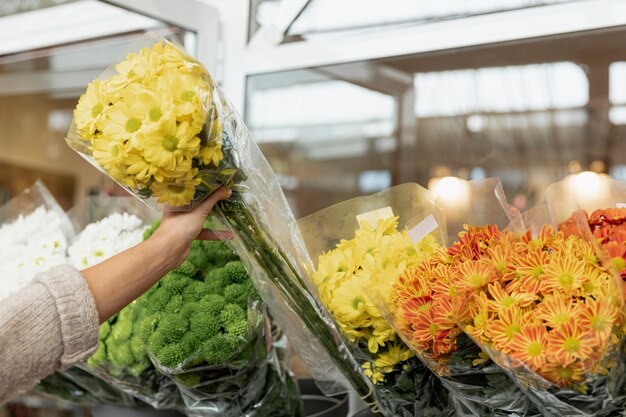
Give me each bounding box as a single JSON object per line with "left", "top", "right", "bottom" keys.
{"left": 297, "top": 183, "right": 456, "bottom": 417}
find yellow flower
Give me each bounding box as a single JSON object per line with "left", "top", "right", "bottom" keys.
{"left": 74, "top": 79, "right": 108, "bottom": 139}
{"left": 150, "top": 175, "right": 201, "bottom": 206}
{"left": 368, "top": 318, "right": 396, "bottom": 353}
{"left": 137, "top": 89, "right": 175, "bottom": 128}
{"left": 108, "top": 50, "right": 159, "bottom": 92}
{"left": 329, "top": 275, "right": 371, "bottom": 323}
{"left": 103, "top": 99, "right": 148, "bottom": 142}
{"left": 198, "top": 142, "right": 223, "bottom": 167}
{"left": 124, "top": 151, "right": 159, "bottom": 182}
{"left": 92, "top": 136, "right": 127, "bottom": 172}
{"left": 361, "top": 362, "right": 385, "bottom": 384}
{"left": 374, "top": 343, "right": 413, "bottom": 369}
{"left": 156, "top": 69, "right": 210, "bottom": 133}
{"left": 138, "top": 118, "right": 200, "bottom": 171}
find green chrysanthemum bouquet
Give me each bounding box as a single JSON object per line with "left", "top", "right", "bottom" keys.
{"left": 67, "top": 34, "right": 379, "bottom": 413}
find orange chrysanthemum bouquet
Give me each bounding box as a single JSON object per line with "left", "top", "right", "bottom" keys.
{"left": 385, "top": 178, "right": 626, "bottom": 416}
{"left": 383, "top": 179, "right": 541, "bottom": 416}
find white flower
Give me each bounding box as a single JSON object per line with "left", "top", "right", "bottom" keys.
{"left": 68, "top": 212, "right": 146, "bottom": 270}
{"left": 0, "top": 206, "right": 69, "bottom": 300}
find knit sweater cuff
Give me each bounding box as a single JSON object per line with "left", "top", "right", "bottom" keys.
{"left": 35, "top": 265, "right": 99, "bottom": 368}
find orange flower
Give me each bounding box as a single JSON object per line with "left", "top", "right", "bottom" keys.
{"left": 393, "top": 267, "right": 431, "bottom": 301}
{"left": 465, "top": 292, "right": 490, "bottom": 340}
{"left": 485, "top": 306, "right": 525, "bottom": 353}
{"left": 395, "top": 297, "right": 431, "bottom": 333}
{"left": 453, "top": 261, "right": 497, "bottom": 292}
{"left": 545, "top": 319, "right": 593, "bottom": 363}
{"left": 581, "top": 266, "right": 611, "bottom": 297}
{"left": 487, "top": 281, "right": 536, "bottom": 312}
{"left": 510, "top": 248, "right": 550, "bottom": 294}
{"left": 448, "top": 224, "right": 502, "bottom": 261}
{"left": 542, "top": 360, "right": 585, "bottom": 387}
{"left": 520, "top": 225, "right": 560, "bottom": 250}
{"left": 486, "top": 243, "right": 514, "bottom": 275}
{"left": 432, "top": 296, "right": 466, "bottom": 330}
{"left": 540, "top": 256, "right": 585, "bottom": 295}
{"left": 509, "top": 324, "right": 547, "bottom": 370}
{"left": 535, "top": 295, "right": 579, "bottom": 329}
{"left": 409, "top": 308, "right": 439, "bottom": 344}
{"left": 577, "top": 297, "right": 618, "bottom": 338}
{"left": 588, "top": 208, "right": 626, "bottom": 227}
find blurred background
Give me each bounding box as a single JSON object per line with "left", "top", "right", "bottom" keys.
{"left": 1, "top": 0, "right": 625, "bottom": 215}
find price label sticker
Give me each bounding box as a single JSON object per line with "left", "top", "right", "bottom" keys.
{"left": 357, "top": 207, "right": 394, "bottom": 229}
{"left": 407, "top": 214, "right": 439, "bottom": 244}
{"left": 617, "top": 203, "right": 626, "bottom": 208}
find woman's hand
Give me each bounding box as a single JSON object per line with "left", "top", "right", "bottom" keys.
{"left": 152, "top": 186, "right": 232, "bottom": 269}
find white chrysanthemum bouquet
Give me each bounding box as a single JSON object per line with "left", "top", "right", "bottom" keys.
{"left": 68, "top": 212, "right": 146, "bottom": 269}
{"left": 0, "top": 181, "right": 73, "bottom": 300}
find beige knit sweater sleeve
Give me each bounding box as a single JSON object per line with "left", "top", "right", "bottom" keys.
{"left": 0, "top": 265, "right": 100, "bottom": 404}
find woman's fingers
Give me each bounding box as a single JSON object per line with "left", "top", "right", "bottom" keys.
{"left": 197, "top": 186, "right": 232, "bottom": 217}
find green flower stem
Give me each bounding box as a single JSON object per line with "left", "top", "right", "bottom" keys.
{"left": 217, "top": 198, "right": 382, "bottom": 416}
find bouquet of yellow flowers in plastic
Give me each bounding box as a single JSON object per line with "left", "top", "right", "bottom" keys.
{"left": 69, "top": 40, "right": 230, "bottom": 206}
{"left": 67, "top": 33, "right": 383, "bottom": 413}
{"left": 299, "top": 184, "right": 456, "bottom": 416}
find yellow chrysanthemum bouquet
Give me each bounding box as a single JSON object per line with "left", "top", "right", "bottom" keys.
{"left": 298, "top": 184, "right": 456, "bottom": 416}
{"left": 68, "top": 39, "right": 231, "bottom": 207}
{"left": 67, "top": 34, "right": 388, "bottom": 414}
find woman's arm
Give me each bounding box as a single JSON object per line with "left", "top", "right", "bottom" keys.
{"left": 0, "top": 187, "right": 231, "bottom": 403}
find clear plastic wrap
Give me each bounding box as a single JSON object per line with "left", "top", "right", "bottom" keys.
{"left": 35, "top": 367, "right": 142, "bottom": 407}
{"left": 377, "top": 179, "right": 542, "bottom": 416}
{"left": 297, "top": 183, "right": 455, "bottom": 417}
{"left": 0, "top": 180, "right": 74, "bottom": 299}
{"left": 65, "top": 32, "right": 385, "bottom": 408}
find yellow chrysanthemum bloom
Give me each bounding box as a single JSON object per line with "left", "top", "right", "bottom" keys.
{"left": 92, "top": 136, "right": 127, "bottom": 172}
{"left": 198, "top": 143, "right": 223, "bottom": 167}
{"left": 124, "top": 150, "right": 159, "bottom": 182}
{"left": 156, "top": 69, "right": 210, "bottom": 134}
{"left": 104, "top": 100, "right": 148, "bottom": 143}
{"left": 151, "top": 174, "right": 202, "bottom": 206}
{"left": 139, "top": 118, "right": 200, "bottom": 171}
{"left": 362, "top": 362, "right": 385, "bottom": 384}
{"left": 313, "top": 215, "right": 440, "bottom": 383}
{"left": 74, "top": 79, "right": 108, "bottom": 139}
